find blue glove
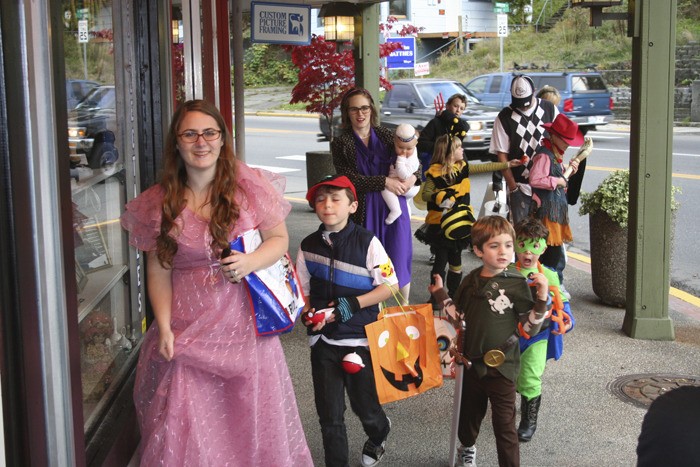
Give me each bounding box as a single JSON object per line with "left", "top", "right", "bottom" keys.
{"left": 333, "top": 296, "right": 361, "bottom": 323}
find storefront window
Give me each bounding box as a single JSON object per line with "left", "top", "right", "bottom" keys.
{"left": 62, "top": 0, "right": 140, "bottom": 429}
{"left": 389, "top": 0, "right": 409, "bottom": 19}
{"left": 172, "top": 1, "right": 186, "bottom": 106}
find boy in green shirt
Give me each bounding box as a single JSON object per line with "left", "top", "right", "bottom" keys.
{"left": 430, "top": 215, "right": 549, "bottom": 467}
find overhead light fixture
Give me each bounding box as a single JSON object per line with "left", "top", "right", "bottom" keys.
{"left": 318, "top": 2, "right": 358, "bottom": 42}
{"left": 172, "top": 20, "right": 180, "bottom": 44}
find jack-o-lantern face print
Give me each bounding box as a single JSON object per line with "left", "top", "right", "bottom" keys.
{"left": 376, "top": 322, "right": 425, "bottom": 391}
{"left": 366, "top": 304, "right": 443, "bottom": 404}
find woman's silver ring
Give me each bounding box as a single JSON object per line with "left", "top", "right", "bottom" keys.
{"left": 232, "top": 269, "right": 238, "bottom": 278}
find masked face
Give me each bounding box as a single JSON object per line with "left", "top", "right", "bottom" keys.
{"left": 515, "top": 237, "right": 547, "bottom": 269}
{"left": 515, "top": 237, "right": 547, "bottom": 255}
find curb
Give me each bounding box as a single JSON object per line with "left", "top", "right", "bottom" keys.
{"left": 245, "top": 110, "right": 320, "bottom": 119}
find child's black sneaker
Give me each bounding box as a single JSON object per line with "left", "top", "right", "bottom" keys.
{"left": 361, "top": 417, "right": 391, "bottom": 466}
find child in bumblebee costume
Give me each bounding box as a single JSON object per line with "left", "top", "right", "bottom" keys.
{"left": 511, "top": 217, "right": 575, "bottom": 442}
{"left": 417, "top": 133, "right": 521, "bottom": 298}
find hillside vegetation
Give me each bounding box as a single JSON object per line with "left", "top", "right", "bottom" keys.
{"left": 425, "top": 8, "right": 632, "bottom": 85}
{"left": 245, "top": 1, "right": 700, "bottom": 89}
{"left": 402, "top": 2, "right": 700, "bottom": 86}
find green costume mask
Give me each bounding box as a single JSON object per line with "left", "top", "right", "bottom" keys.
{"left": 515, "top": 237, "right": 547, "bottom": 255}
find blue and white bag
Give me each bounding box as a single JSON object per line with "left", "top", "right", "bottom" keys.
{"left": 230, "top": 230, "right": 305, "bottom": 336}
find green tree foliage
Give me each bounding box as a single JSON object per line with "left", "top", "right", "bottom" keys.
{"left": 243, "top": 43, "right": 297, "bottom": 87}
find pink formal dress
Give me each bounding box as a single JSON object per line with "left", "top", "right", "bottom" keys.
{"left": 121, "top": 162, "right": 312, "bottom": 466}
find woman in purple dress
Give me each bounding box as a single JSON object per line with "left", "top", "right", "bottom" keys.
{"left": 121, "top": 100, "right": 312, "bottom": 466}
{"left": 331, "top": 88, "right": 420, "bottom": 303}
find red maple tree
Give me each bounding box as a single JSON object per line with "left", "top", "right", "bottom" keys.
{"left": 285, "top": 17, "right": 423, "bottom": 141}
{"left": 285, "top": 35, "right": 356, "bottom": 141}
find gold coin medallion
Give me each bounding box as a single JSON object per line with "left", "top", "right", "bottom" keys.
{"left": 484, "top": 349, "right": 506, "bottom": 367}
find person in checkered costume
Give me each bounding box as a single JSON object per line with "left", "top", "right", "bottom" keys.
{"left": 489, "top": 75, "right": 559, "bottom": 224}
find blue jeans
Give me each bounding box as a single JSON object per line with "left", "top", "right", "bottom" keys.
{"left": 310, "top": 340, "right": 390, "bottom": 467}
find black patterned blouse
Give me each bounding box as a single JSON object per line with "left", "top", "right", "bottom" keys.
{"left": 331, "top": 125, "right": 420, "bottom": 225}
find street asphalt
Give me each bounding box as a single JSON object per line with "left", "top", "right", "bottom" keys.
{"left": 251, "top": 87, "right": 700, "bottom": 466}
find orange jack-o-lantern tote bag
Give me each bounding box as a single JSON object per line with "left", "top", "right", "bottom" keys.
{"left": 365, "top": 303, "right": 443, "bottom": 404}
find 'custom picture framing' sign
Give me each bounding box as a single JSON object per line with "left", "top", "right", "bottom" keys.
{"left": 251, "top": 2, "right": 311, "bottom": 45}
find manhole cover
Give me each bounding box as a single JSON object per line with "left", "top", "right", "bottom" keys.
{"left": 608, "top": 374, "right": 700, "bottom": 408}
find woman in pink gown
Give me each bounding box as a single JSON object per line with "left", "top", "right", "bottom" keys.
{"left": 121, "top": 100, "right": 312, "bottom": 466}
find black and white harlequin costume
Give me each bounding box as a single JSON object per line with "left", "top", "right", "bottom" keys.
{"left": 490, "top": 97, "right": 558, "bottom": 186}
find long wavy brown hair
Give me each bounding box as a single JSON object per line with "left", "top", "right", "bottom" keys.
{"left": 156, "top": 99, "right": 239, "bottom": 267}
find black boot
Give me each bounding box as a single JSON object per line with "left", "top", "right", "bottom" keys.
{"left": 518, "top": 395, "right": 541, "bottom": 442}
{"left": 446, "top": 271, "right": 463, "bottom": 298}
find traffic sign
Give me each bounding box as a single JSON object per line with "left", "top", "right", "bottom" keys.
{"left": 494, "top": 2, "right": 510, "bottom": 13}
{"left": 78, "top": 20, "right": 89, "bottom": 43}
{"left": 497, "top": 14, "right": 508, "bottom": 37}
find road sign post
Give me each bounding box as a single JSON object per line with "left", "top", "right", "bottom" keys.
{"left": 78, "top": 19, "right": 89, "bottom": 79}
{"left": 497, "top": 14, "right": 508, "bottom": 71}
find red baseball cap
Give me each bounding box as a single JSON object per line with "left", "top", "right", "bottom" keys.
{"left": 306, "top": 175, "right": 357, "bottom": 206}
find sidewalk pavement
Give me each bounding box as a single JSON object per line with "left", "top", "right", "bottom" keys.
{"left": 281, "top": 200, "right": 700, "bottom": 467}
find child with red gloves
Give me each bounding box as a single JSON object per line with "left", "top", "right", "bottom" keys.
{"left": 295, "top": 175, "right": 398, "bottom": 467}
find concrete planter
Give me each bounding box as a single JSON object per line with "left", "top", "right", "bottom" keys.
{"left": 589, "top": 211, "right": 628, "bottom": 307}
{"left": 305, "top": 150, "right": 335, "bottom": 191}
{"left": 589, "top": 210, "right": 676, "bottom": 308}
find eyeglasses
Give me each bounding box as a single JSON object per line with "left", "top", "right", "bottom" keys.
{"left": 348, "top": 105, "right": 371, "bottom": 114}
{"left": 177, "top": 129, "right": 222, "bottom": 143}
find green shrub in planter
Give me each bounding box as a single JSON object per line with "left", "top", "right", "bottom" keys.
{"left": 579, "top": 169, "right": 680, "bottom": 228}
{"left": 579, "top": 170, "right": 630, "bottom": 227}
{"left": 578, "top": 170, "right": 680, "bottom": 306}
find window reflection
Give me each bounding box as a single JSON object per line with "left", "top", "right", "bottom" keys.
{"left": 62, "top": 0, "right": 139, "bottom": 429}
{"left": 172, "top": 2, "right": 186, "bottom": 105}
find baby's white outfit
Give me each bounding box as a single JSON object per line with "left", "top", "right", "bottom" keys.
{"left": 382, "top": 149, "right": 420, "bottom": 224}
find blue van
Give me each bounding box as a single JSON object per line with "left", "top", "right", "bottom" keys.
{"left": 465, "top": 71, "right": 614, "bottom": 134}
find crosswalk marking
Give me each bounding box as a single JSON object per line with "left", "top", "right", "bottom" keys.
{"left": 586, "top": 134, "right": 624, "bottom": 140}
{"left": 247, "top": 164, "right": 300, "bottom": 174}
{"left": 276, "top": 155, "right": 307, "bottom": 161}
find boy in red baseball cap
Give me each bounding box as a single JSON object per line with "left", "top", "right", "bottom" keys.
{"left": 297, "top": 174, "right": 397, "bottom": 466}
{"left": 528, "top": 113, "right": 583, "bottom": 289}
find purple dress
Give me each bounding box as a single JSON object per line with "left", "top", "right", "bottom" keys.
{"left": 121, "top": 163, "right": 312, "bottom": 466}
{"left": 354, "top": 130, "right": 413, "bottom": 288}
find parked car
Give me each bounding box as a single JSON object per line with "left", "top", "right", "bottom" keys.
{"left": 66, "top": 79, "right": 100, "bottom": 110}
{"left": 464, "top": 71, "right": 614, "bottom": 134}
{"left": 319, "top": 79, "right": 500, "bottom": 161}
{"left": 68, "top": 85, "right": 115, "bottom": 153}
{"left": 68, "top": 85, "right": 119, "bottom": 168}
